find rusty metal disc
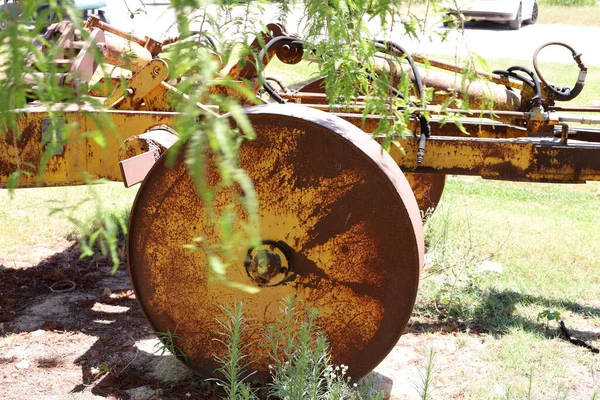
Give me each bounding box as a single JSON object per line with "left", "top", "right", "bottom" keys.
{"left": 404, "top": 173, "right": 446, "bottom": 218}
{"left": 127, "top": 104, "right": 424, "bottom": 382}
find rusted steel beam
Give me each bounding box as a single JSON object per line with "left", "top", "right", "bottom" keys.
{"left": 298, "top": 102, "right": 528, "bottom": 129}
{"left": 118, "top": 127, "right": 179, "bottom": 187}
{"left": 411, "top": 53, "right": 523, "bottom": 90}
{"left": 0, "top": 109, "right": 177, "bottom": 188}
{"left": 550, "top": 106, "right": 600, "bottom": 112}
{"left": 563, "top": 127, "right": 600, "bottom": 143}
{"left": 386, "top": 135, "right": 600, "bottom": 183}
{"left": 335, "top": 112, "right": 528, "bottom": 139}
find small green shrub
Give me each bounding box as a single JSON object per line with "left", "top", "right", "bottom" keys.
{"left": 213, "top": 297, "right": 385, "bottom": 400}
{"left": 212, "top": 303, "right": 258, "bottom": 400}
{"left": 53, "top": 185, "right": 130, "bottom": 273}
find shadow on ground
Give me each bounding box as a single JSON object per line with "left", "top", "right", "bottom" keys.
{"left": 0, "top": 243, "right": 216, "bottom": 399}
{"left": 410, "top": 286, "right": 600, "bottom": 348}
{"left": 441, "top": 20, "right": 536, "bottom": 31}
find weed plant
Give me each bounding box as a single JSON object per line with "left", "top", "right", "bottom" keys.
{"left": 212, "top": 297, "right": 385, "bottom": 400}
{"left": 420, "top": 202, "right": 501, "bottom": 329}
{"left": 415, "top": 347, "right": 436, "bottom": 400}
{"left": 213, "top": 303, "right": 258, "bottom": 400}
{"left": 154, "top": 327, "right": 190, "bottom": 382}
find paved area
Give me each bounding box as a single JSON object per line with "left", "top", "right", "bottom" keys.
{"left": 105, "top": 2, "right": 600, "bottom": 65}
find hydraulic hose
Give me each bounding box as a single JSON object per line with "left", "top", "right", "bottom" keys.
{"left": 533, "top": 42, "right": 587, "bottom": 102}
{"left": 258, "top": 36, "right": 304, "bottom": 104}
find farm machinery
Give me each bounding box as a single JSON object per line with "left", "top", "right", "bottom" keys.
{"left": 2, "top": 14, "right": 600, "bottom": 382}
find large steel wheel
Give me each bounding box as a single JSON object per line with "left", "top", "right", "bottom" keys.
{"left": 127, "top": 104, "right": 424, "bottom": 382}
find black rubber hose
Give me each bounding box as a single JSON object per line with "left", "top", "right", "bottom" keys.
{"left": 507, "top": 65, "right": 542, "bottom": 97}
{"left": 374, "top": 40, "right": 424, "bottom": 95}
{"left": 493, "top": 65, "right": 543, "bottom": 105}
{"left": 373, "top": 40, "right": 430, "bottom": 140}
{"left": 493, "top": 69, "right": 534, "bottom": 91}
{"left": 533, "top": 42, "right": 587, "bottom": 101}
{"left": 258, "top": 36, "right": 303, "bottom": 104}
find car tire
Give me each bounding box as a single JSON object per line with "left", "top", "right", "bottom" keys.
{"left": 526, "top": 2, "right": 538, "bottom": 25}
{"left": 509, "top": 3, "right": 522, "bottom": 30}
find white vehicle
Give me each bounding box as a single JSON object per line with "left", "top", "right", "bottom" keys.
{"left": 0, "top": 0, "right": 109, "bottom": 30}
{"left": 444, "top": 0, "right": 539, "bottom": 30}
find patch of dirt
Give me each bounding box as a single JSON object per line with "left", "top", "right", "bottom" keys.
{"left": 0, "top": 242, "right": 219, "bottom": 400}
{"left": 0, "top": 240, "right": 449, "bottom": 400}
{"left": 3, "top": 242, "right": 598, "bottom": 399}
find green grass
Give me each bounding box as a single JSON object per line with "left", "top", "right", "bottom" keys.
{"left": 442, "top": 179, "right": 600, "bottom": 299}
{"left": 453, "top": 4, "right": 600, "bottom": 26}
{"left": 414, "top": 177, "right": 600, "bottom": 399}
{"left": 0, "top": 183, "right": 136, "bottom": 254}
{"left": 420, "top": 178, "right": 600, "bottom": 314}
{"left": 538, "top": 5, "right": 600, "bottom": 26}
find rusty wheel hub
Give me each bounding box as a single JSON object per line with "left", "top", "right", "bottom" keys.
{"left": 244, "top": 241, "right": 291, "bottom": 286}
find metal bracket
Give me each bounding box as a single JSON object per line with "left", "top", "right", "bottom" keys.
{"left": 119, "top": 150, "right": 160, "bottom": 188}
{"left": 105, "top": 59, "right": 169, "bottom": 110}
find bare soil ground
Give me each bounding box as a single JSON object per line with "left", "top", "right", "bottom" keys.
{"left": 0, "top": 242, "right": 219, "bottom": 400}
{"left": 2, "top": 242, "right": 594, "bottom": 400}
{"left": 0, "top": 240, "right": 445, "bottom": 400}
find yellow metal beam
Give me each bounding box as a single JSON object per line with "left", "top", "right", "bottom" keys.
{"left": 0, "top": 109, "right": 177, "bottom": 187}
{"left": 387, "top": 135, "right": 600, "bottom": 183}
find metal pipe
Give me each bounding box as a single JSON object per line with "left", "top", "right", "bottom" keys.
{"left": 558, "top": 115, "right": 600, "bottom": 125}
{"left": 100, "top": 36, "right": 153, "bottom": 71}
{"left": 85, "top": 15, "right": 146, "bottom": 47}
{"left": 279, "top": 93, "right": 528, "bottom": 118}
{"left": 550, "top": 106, "right": 600, "bottom": 112}
{"left": 411, "top": 54, "right": 523, "bottom": 90}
